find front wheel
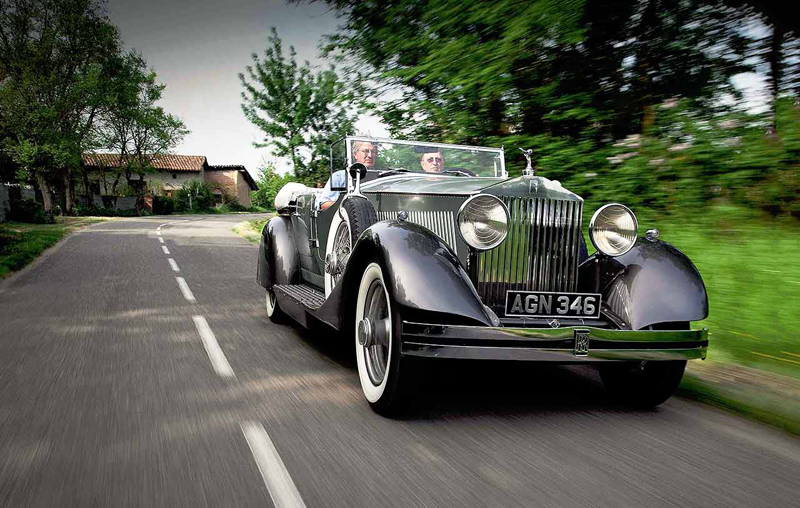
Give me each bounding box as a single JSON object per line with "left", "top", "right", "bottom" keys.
{"left": 354, "top": 262, "right": 419, "bottom": 415}
{"left": 599, "top": 360, "right": 687, "bottom": 409}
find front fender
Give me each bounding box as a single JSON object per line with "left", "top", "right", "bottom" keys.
{"left": 257, "top": 216, "right": 299, "bottom": 289}
{"left": 578, "top": 237, "right": 708, "bottom": 330}
{"left": 343, "top": 220, "right": 496, "bottom": 327}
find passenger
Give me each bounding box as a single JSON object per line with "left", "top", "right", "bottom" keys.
{"left": 319, "top": 141, "right": 378, "bottom": 211}
{"left": 417, "top": 146, "right": 445, "bottom": 173}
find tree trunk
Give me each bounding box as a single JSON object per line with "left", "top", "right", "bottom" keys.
{"left": 62, "top": 168, "right": 74, "bottom": 214}
{"left": 767, "top": 23, "right": 783, "bottom": 134}
{"left": 36, "top": 171, "right": 54, "bottom": 212}
{"left": 81, "top": 166, "right": 91, "bottom": 205}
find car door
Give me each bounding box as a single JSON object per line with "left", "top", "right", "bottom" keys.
{"left": 290, "top": 193, "right": 324, "bottom": 288}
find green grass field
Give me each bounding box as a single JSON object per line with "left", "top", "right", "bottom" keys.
{"left": 0, "top": 217, "right": 110, "bottom": 279}
{"left": 627, "top": 204, "right": 800, "bottom": 380}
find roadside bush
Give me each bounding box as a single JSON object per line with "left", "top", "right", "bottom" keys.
{"left": 8, "top": 199, "right": 55, "bottom": 224}
{"left": 228, "top": 202, "right": 248, "bottom": 212}
{"left": 72, "top": 204, "right": 139, "bottom": 217}
{"left": 152, "top": 195, "right": 175, "bottom": 215}
{"left": 174, "top": 180, "right": 214, "bottom": 212}
{"left": 252, "top": 165, "right": 292, "bottom": 210}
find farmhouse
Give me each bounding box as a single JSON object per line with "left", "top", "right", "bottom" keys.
{"left": 81, "top": 154, "right": 257, "bottom": 207}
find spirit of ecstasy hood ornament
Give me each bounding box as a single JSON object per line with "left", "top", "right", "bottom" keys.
{"left": 519, "top": 148, "right": 534, "bottom": 177}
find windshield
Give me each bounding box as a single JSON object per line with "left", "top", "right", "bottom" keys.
{"left": 331, "top": 137, "right": 505, "bottom": 178}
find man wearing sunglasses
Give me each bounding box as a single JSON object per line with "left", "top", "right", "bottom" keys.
{"left": 417, "top": 147, "right": 445, "bottom": 173}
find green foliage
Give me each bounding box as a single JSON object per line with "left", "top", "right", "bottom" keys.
{"left": 226, "top": 202, "right": 249, "bottom": 212}
{"left": 0, "top": 0, "right": 123, "bottom": 211}
{"left": 152, "top": 195, "right": 175, "bottom": 215}
{"left": 251, "top": 165, "right": 293, "bottom": 210}
{"left": 94, "top": 51, "right": 189, "bottom": 190}
{"left": 239, "top": 28, "right": 356, "bottom": 185}
{"left": 174, "top": 180, "right": 214, "bottom": 212}
{"left": 72, "top": 204, "right": 138, "bottom": 217}
{"left": 7, "top": 199, "right": 55, "bottom": 224}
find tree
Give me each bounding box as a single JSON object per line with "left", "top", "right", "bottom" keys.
{"left": 0, "top": 0, "right": 123, "bottom": 212}
{"left": 239, "top": 28, "right": 355, "bottom": 185}
{"left": 316, "top": 0, "right": 751, "bottom": 177}
{"left": 93, "top": 51, "right": 188, "bottom": 197}
{"left": 251, "top": 163, "right": 291, "bottom": 210}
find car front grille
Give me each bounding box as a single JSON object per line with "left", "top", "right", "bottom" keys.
{"left": 473, "top": 197, "right": 583, "bottom": 311}
{"left": 377, "top": 210, "right": 459, "bottom": 252}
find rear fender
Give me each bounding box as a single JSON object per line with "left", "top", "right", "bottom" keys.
{"left": 578, "top": 237, "right": 708, "bottom": 330}
{"left": 339, "top": 220, "right": 496, "bottom": 327}
{"left": 257, "top": 216, "right": 299, "bottom": 289}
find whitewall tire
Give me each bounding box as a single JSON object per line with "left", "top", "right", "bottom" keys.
{"left": 354, "top": 261, "right": 422, "bottom": 414}
{"left": 355, "top": 263, "right": 392, "bottom": 403}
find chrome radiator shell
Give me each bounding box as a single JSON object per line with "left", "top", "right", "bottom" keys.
{"left": 472, "top": 197, "right": 584, "bottom": 310}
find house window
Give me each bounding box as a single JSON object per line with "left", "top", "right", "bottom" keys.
{"left": 172, "top": 173, "right": 177, "bottom": 179}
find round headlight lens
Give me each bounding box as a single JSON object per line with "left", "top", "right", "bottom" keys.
{"left": 589, "top": 204, "right": 638, "bottom": 256}
{"left": 457, "top": 194, "right": 509, "bottom": 251}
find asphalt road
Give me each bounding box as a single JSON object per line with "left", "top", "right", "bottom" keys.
{"left": 1, "top": 215, "right": 798, "bottom": 508}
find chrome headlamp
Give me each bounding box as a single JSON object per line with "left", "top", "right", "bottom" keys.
{"left": 457, "top": 194, "right": 509, "bottom": 251}
{"left": 589, "top": 204, "right": 638, "bottom": 257}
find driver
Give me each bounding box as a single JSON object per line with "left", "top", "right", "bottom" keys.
{"left": 353, "top": 140, "right": 377, "bottom": 169}
{"left": 319, "top": 140, "right": 378, "bottom": 211}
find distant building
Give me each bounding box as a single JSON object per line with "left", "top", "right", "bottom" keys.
{"left": 206, "top": 165, "right": 257, "bottom": 208}
{"left": 81, "top": 154, "right": 257, "bottom": 207}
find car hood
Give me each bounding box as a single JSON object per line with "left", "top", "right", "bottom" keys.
{"left": 362, "top": 173, "right": 582, "bottom": 201}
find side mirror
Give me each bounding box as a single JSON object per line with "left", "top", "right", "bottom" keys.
{"left": 349, "top": 162, "right": 367, "bottom": 181}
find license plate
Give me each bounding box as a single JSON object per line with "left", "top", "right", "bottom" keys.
{"left": 504, "top": 291, "right": 602, "bottom": 319}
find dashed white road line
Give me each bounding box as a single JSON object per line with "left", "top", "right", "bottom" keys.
{"left": 168, "top": 258, "right": 180, "bottom": 272}
{"left": 162, "top": 245, "right": 170, "bottom": 255}
{"left": 192, "top": 315, "right": 235, "bottom": 378}
{"left": 157, "top": 230, "right": 162, "bottom": 236}
{"left": 175, "top": 276, "right": 196, "bottom": 302}
{"left": 158, "top": 237, "right": 164, "bottom": 243}
{"left": 241, "top": 422, "right": 307, "bottom": 508}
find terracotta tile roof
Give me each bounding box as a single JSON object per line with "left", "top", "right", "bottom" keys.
{"left": 83, "top": 153, "right": 207, "bottom": 172}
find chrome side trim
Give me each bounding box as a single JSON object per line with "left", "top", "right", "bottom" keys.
{"left": 378, "top": 210, "right": 458, "bottom": 252}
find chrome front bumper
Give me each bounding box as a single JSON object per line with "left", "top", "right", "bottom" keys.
{"left": 401, "top": 322, "right": 708, "bottom": 362}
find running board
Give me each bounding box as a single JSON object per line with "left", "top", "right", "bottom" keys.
{"left": 274, "top": 284, "right": 326, "bottom": 310}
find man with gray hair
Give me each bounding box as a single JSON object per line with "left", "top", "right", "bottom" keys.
{"left": 352, "top": 140, "right": 378, "bottom": 169}
{"left": 318, "top": 140, "right": 378, "bottom": 211}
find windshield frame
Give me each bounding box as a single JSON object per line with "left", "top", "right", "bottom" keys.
{"left": 330, "top": 136, "right": 506, "bottom": 191}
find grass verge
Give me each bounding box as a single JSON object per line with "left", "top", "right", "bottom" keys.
{"left": 232, "top": 216, "right": 272, "bottom": 244}
{"left": 0, "top": 217, "right": 112, "bottom": 279}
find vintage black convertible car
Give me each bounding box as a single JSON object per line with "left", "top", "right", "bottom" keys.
{"left": 256, "top": 137, "right": 709, "bottom": 414}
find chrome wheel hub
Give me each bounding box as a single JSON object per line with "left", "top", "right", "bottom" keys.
{"left": 358, "top": 318, "right": 374, "bottom": 347}
{"left": 361, "top": 279, "right": 391, "bottom": 386}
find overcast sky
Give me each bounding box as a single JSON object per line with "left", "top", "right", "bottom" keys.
{"left": 105, "top": 0, "right": 388, "bottom": 178}
{"left": 106, "top": 0, "right": 768, "bottom": 180}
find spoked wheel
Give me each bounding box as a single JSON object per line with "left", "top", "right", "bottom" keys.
{"left": 330, "top": 218, "right": 352, "bottom": 287}
{"left": 265, "top": 288, "right": 286, "bottom": 323}
{"left": 355, "top": 262, "right": 419, "bottom": 415}
{"left": 324, "top": 197, "right": 376, "bottom": 296}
